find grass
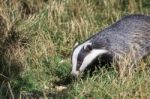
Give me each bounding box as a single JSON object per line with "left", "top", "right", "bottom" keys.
{"left": 0, "top": 0, "right": 150, "bottom": 98}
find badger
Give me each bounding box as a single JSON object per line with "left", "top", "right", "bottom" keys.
{"left": 71, "top": 14, "right": 150, "bottom": 77}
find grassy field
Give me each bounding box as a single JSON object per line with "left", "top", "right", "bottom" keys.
{"left": 0, "top": 0, "right": 150, "bottom": 98}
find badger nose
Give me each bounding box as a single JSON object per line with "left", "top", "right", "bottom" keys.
{"left": 71, "top": 71, "right": 79, "bottom": 77}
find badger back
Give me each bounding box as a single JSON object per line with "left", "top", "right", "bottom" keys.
{"left": 91, "top": 15, "right": 150, "bottom": 61}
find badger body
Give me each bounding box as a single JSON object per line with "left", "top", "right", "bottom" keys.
{"left": 71, "top": 15, "right": 150, "bottom": 77}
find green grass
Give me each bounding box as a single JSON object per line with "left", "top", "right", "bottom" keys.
{"left": 0, "top": 0, "right": 150, "bottom": 98}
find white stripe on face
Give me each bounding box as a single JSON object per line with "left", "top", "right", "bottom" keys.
{"left": 71, "top": 45, "right": 83, "bottom": 76}
{"left": 79, "top": 49, "right": 108, "bottom": 72}
{"left": 71, "top": 41, "right": 91, "bottom": 76}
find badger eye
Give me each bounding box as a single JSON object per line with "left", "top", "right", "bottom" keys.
{"left": 77, "top": 61, "right": 82, "bottom": 66}
{"left": 76, "top": 61, "right": 82, "bottom": 71}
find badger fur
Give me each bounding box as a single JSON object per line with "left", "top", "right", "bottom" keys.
{"left": 71, "top": 14, "right": 150, "bottom": 77}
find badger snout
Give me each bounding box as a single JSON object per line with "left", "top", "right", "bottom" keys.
{"left": 71, "top": 70, "right": 80, "bottom": 77}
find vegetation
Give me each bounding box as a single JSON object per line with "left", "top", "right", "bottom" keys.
{"left": 0, "top": 0, "right": 150, "bottom": 98}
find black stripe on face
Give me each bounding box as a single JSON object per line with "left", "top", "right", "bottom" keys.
{"left": 76, "top": 47, "right": 91, "bottom": 71}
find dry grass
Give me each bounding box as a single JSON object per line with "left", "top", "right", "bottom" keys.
{"left": 0, "top": 0, "right": 150, "bottom": 98}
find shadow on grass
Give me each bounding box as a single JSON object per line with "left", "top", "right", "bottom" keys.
{"left": 53, "top": 75, "right": 73, "bottom": 86}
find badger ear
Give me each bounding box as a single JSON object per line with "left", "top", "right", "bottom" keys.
{"left": 74, "top": 42, "right": 79, "bottom": 48}
{"left": 84, "top": 43, "right": 92, "bottom": 51}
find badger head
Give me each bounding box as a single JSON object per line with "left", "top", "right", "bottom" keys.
{"left": 71, "top": 41, "right": 108, "bottom": 77}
